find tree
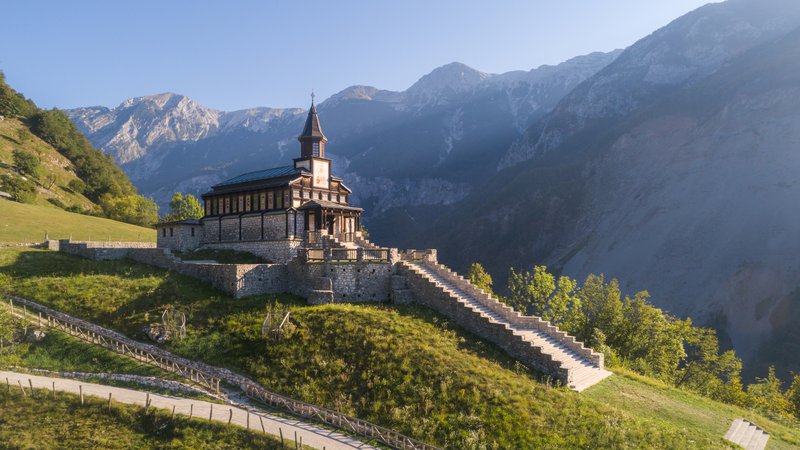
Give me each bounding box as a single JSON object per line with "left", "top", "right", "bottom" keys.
{"left": 100, "top": 194, "right": 159, "bottom": 227}
{"left": 44, "top": 174, "right": 56, "bottom": 190}
{"left": 507, "top": 265, "right": 555, "bottom": 316}
{"left": 0, "top": 71, "right": 36, "bottom": 118}
{"left": 165, "top": 192, "right": 204, "bottom": 221}
{"left": 576, "top": 274, "right": 623, "bottom": 346}
{"left": 787, "top": 373, "right": 800, "bottom": 419}
{"left": 1, "top": 175, "right": 36, "bottom": 203}
{"left": 29, "top": 108, "right": 136, "bottom": 201}
{"left": 67, "top": 178, "right": 86, "bottom": 194}
{"left": 467, "top": 262, "right": 493, "bottom": 293}
{"left": 747, "top": 366, "right": 792, "bottom": 417}
{"left": 12, "top": 149, "right": 39, "bottom": 178}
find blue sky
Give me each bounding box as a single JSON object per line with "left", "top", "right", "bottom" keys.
{"left": 0, "top": 1, "right": 713, "bottom": 110}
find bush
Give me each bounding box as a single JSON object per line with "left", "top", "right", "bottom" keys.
{"left": 1, "top": 175, "right": 37, "bottom": 203}
{"left": 12, "top": 149, "right": 40, "bottom": 178}
{"left": 66, "top": 178, "right": 86, "bottom": 195}
{"left": 47, "top": 198, "right": 67, "bottom": 209}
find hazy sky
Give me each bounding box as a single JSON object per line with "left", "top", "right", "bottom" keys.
{"left": 1, "top": 1, "right": 714, "bottom": 111}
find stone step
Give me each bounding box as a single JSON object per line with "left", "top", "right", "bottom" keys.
{"left": 404, "top": 261, "right": 609, "bottom": 392}
{"left": 724, "top": 419, "right": 769, "bottom": 450}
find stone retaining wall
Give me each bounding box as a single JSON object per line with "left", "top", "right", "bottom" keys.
{"left": 401, "top": 265, "right": 568, "bottom": 381}
{"left": 49, "top": 240, "right": 288, "bottom": 298}
{"left": 288, "top": 260, "right": 395, "bottom": 303}
{"left": 421, "top": 261, "right": 603, "bottom": 367}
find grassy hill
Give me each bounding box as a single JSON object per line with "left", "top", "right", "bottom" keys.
{"left": 0, "top": 117, "right": 94, "bottom": 210}
{"left": 0, "top": 198, "right": 155, "bottom": 243}
{"left": 1, "top": 248, "right": 798, "bottom": 448}
{"left": 0, "top": 388, "right": 287, "bottom": 449}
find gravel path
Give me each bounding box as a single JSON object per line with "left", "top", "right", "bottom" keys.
{"left": 1, "top": 370, "right": 376, "bottom": 450}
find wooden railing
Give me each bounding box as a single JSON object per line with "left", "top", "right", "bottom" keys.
{"left": 331, "top": 248, "right": 358, "bottom": 261}
{"left": 2, "top": 295, "right": 439, "bottom": 450}
{"left": 303, "top": 248, "right": 390, "bottom": 262}
{"left": 4, "top": 297, "right": 222, "bottom": 392}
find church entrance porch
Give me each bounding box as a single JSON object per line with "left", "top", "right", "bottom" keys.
{"left": 300, "top": 200, "right": 362, "bottom": 245}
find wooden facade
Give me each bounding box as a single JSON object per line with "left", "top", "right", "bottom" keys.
{"left": 200, "top": 99, "right": 362, "bottom": 242}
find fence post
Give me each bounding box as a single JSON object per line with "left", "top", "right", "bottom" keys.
{"left": 189, "top": 403, "right": 194, "bottom": 419}
{"left": 295, "top": 431, "right": 298, "bottom": 449}
{"left": 17, "top": 380, "right": 25, "bottom": 396}
{"left": 171, "top": 405, "right": 176, "bottom": 420}
{"left": 209, "top": 404, "right": 213, "bottom": 421}
{"left": 279, "top": 427, "right": 284, "bottom": 445}
{"left": 228, "top": 408, "right": 233, "bottom": 424}
{"left": 108, "top": 392, "right": 112, "bottom": 411}
{"left": 52, "top": 381, "right": 55, "bottom": 398}
{"left": 79, "top": 385, "right": 83, "bottom": 404}
{"left": 28, "top": 379, "right": 34, "bottom": 398}
{"left": 260, "top": 416, "right": 265, "bottom": 433}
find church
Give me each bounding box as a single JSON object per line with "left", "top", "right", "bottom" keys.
{"left": 157, "top": 99, "right": 364, "bottom": 262}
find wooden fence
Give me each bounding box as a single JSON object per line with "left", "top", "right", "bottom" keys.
{"left": 3, "top": 295, "right": 439, "bottom": 450}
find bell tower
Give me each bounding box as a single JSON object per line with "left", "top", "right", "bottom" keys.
{"left": 294, "top": 93, "right": 331, "bottom": 189}
{"left": 298, "top": 93, "right": 326, "bottom": 158}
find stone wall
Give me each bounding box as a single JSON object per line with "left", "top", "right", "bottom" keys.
{"left": 125, "top": 248, "right": 288, "bottom": 298}
{"left": 401, "top": 264, "right": 569, "bottom": 381}
{"left": 421, "top": 261, "right": 603, "bottom": 367}
{"left": 49, "top": 240, "right": 287, "bottom": 299}
{"left": 49, "top": 240, "right": 156, "bottom": 260}
{"left": 288, "top": 260, "right": 395, "bottom": 303}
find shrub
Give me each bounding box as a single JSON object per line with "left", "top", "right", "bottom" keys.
{"left": 47, "top": 198, "right": 67, "bottom": 209}
{"left": 12, "top": 149, "right": 40, "bottom": 178}
{"left": 66, "top": 178, "right": 86, "bottom": 195}
{"left": 1, "top": 175, "right": 37, "bottom": 203}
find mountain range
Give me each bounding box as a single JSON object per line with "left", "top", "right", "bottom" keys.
{"left": 68, "top": 0, "right": 800, "bottom": 380}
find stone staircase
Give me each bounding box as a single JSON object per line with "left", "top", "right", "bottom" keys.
{"left": 724, "top": 419, "right": 769, "bottom": 450}
{"left": 400, "top": 261, "right": 611, "bottom": 392}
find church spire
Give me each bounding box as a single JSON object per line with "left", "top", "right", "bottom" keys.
{"left": 298, "top": 93, "right": 327, "bottom": 158}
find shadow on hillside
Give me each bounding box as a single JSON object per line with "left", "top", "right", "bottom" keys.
{"left": 375, "top": 302, "right": 551, "bottom": 384}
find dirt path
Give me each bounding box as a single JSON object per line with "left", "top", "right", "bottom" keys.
{"left": 1, "top": 370, "right": 376, "bottom": 450}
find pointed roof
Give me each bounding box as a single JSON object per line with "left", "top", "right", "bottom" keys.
{"left": 299, "top": 101, "right": 326, "bottom": 140}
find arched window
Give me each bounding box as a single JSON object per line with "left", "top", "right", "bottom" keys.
{"left": 313, "top": 142, "right": 320, "bottom": 156}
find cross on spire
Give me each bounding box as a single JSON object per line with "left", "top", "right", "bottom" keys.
{"left": 311, "top": 89, "right": 315, "bottom": 105}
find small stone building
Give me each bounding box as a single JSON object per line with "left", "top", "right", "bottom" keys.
{"left": 156, "top": 220, "right": 201, "bottom": 252}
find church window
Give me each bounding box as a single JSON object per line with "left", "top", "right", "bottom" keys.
{"left": 313, "top": 142, "right": 320, "bottom": 156}
{"left": 245, "top": 195, "right": 251, "bottom": 212}
{"left": 162, "top": 228, "right": 166, "bottom": 237}
{"left": 318, "top": 192, "right": 322, "bottom": 200}
{"left": 238, "top": 195, "right": 244, "bottom": 212}
{"left": 276, "top": 191, "right": 284, "bottom": 209}
{"left": 191, "top": 227, "right": 195, "bottom": 237}
{"left": 224, "top": 197, "right": 230, "bottom": 214}
{"left": 170, "top": 227, "right": 174, "bottom": 237}
{"left": 260, "top": 192, "right": 266, "bottom": 210}
{"left": 268, "top": 191, "right": 274, "bottom": 209}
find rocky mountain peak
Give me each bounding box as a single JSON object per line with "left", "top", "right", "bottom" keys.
{"left": 404, "top": 62, "right": 494, "bottom": 107}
